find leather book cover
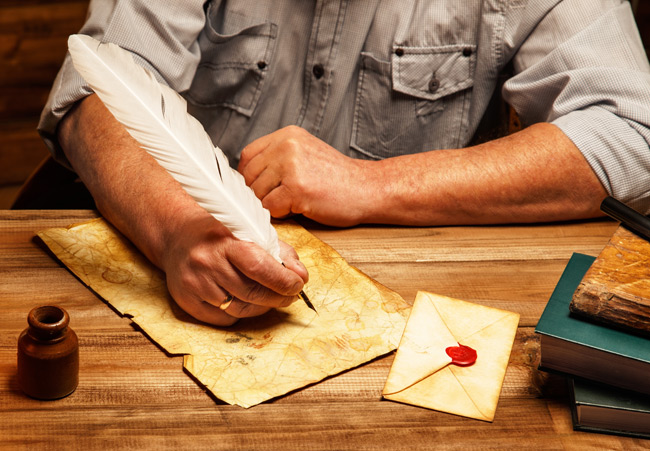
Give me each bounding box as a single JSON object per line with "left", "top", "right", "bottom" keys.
{"left": 569, "top": 226, "right": 650, "bottom": 337}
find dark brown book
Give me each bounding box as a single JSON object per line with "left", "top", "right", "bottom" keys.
{"left": 569, "top": 226, "right": 650, "bottom": 337}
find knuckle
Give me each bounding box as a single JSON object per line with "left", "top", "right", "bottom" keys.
{"left": 284, "top": 124, "right": 302, "bottom": 135}
{"left": 231, "top": 302, "right": 254, "bottom": 318}
{"left": 262, "top": 193, "right": 290, "bottom": 218}
{"left": 243, "top": 282, "right": 268, "bottom": 304}
{"left": 245, "top": 251, "right": 268, "bottom": 276}
{"left": 187, "top": 242, "right": 226, "bottom": 273}
{"left": 177, "top": 272, "right": 196, "bottom": 291}
{"left": 186, "top": 246, "right": 211, "bottom": 269}
{"left": 169, "top": 266, "right": 200, "bottom": 295}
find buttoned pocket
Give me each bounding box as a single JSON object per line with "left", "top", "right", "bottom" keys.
{"left": 351, "top": 46, "right": 475, "bottom": 160}
{"left": 185, "top": 4, "right": 277, "bottom": 118}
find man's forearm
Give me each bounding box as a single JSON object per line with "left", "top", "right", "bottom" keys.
{"left": 362, "top": 122, "right": 608, "bottom": 225}
{"left": 57, "top": 94, "right": 207, "bottom": 268}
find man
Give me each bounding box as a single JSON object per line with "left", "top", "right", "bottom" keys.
{"left": 39, "top": 1, "right": 650, "bottom": 325}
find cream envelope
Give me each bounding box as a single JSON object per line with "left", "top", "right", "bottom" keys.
{"left": 382, "top": 291, "right": 520, "bottom": 421}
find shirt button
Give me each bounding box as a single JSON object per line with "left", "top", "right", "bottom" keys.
{"left": 462, "top": 47, "right": 472, "bottom": 57}
{"left": 395, "top": 48, "right": 404, "bottom": 57}
{"left": 257, "top": 61, "right": 267, "bottom": 70}
{"left": 312, "top": 64, "right": 325, "bottom": 79}
{"left": 428, "top": 77, "right": 440, "bottom": 93}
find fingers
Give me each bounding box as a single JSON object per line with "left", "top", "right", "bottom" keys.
{"left": 171, "top": 286, "right": 272, "bottom": 326}
{"left": 225, "top": 241, "right": 306, "bottom": 304}
{"left": 247, "top": 162, "right": 282, "bottom": 202}
{"left": 161, "top": 204, "right": 309, "bottom": 326}
{"left": 238, "top": 132, "right": 273, "bottom": 176}
{"left": 169, "top": 241, "right": 306, "bottom": 325}
{"left": 239, "top": 136, "right": 286, "bottom": 200}
{"left": 172, "top": 292, "right": 239, "bottom": 327}
{"left": 239, "top": 126, "right": 304, "bottom": 174}
{"left": 238, "top": 125, "right": 366, "bottom": 227}
{"left": 239, "top": 132, "right": 309, "bottom": 218}
{"left": 279, "top": 240, "right": 309, "bottom": 283}
{"left": 243, "top": 158, "right": 307, "bottom": 219}
{"left": 238, "top": 126, "right": 302, "bottom": 192}
{"left": 190, "top": 251, "right": 304, "bottom": 321}
{"left": 181, "top": 269, "right": 231, "bottom": 309}
{"left": 219, "top": 297, "right": 271, "bottom": 318}
{"left": 258, "top": 184, "right": 295, "bottom": 219}
{"left": 172, "top": 288, "right": 272, "bottom": 326}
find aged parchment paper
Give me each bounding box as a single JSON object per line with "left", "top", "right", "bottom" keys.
{"left": 38, "top": 218, "right": 409, "bottom": 407}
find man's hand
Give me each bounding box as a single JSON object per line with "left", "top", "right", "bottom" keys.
{"left": 160, "top": 210, "right": 308, "bottom": 326}
{"left": 239, "top": 126, "right": 374, "bottom": 227}
{"left": 58, "top": 95, "right": 307, "bottom": 326}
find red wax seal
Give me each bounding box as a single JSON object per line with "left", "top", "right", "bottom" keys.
{"left": 445, "top": 343, "right": 477, "bottom": 367}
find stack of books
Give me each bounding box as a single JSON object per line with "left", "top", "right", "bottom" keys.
{"left": 535, "top": 253, "right": 650, "bottom": 439}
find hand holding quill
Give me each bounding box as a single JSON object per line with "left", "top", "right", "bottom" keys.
{"left": 66, "top": 34, "right": 314, "bottom": 313}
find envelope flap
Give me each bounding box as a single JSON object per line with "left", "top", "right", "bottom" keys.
{"left": 383, "top": 292, "right": 456, "bottom": 394}
{"left": 429, "top": 293, "right": 518, "bottom": 343}
{"left": 385, "top": 366, "right": 490, "bottom": 420}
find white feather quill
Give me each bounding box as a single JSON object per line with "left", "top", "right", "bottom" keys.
{"left": 66, "top": 34, "right": 281, "bottom": 261}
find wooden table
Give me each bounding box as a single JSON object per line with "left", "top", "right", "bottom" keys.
{"left": 1, "top": 210, "right": 646, "bottom": 450}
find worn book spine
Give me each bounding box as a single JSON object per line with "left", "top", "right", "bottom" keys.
{"left": 569, "top": 226, "right": 650, "bottom": 338}
{"left": 570, "top": 285, "right": 650, "bottom": 337}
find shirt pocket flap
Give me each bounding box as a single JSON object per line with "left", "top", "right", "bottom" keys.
{"left": 187, "top": 3, "right": 277, "bottom": 117}
{"left": 391, "top": 45, "right": 475, "bottom": 101}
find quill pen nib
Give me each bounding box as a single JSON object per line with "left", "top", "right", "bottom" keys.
{"left": 299, "top": 289, "right": 318, "bottom": 314}
{"left": 282, "top": 262, "right": 316, "bottom": 313}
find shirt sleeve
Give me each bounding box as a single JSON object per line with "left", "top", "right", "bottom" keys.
{"left": 503, "top": 0, "right": 650, "bottom": 213}
{"left": 38, "top": 0, "right": 206, "bottom": 165}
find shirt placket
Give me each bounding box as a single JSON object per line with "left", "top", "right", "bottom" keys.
{"left": 297, "top": 0, "right": 347, "bottom": 135}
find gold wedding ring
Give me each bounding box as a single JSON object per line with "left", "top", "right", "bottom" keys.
{"left": 220, "top": 294, "right": 234, "bottom": 310}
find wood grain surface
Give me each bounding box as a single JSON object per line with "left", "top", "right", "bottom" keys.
{"left": 2, "top": 210, "right": 647, "bottom": 450}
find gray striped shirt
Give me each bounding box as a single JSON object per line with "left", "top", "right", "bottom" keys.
{"left": 39, "top": 0, "right": 650, "bottom": 212}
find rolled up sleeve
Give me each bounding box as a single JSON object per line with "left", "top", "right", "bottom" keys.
{"left": 504, "top": 0, "right": 650, "bottom": 212}
{"left": 38, "top": 0, "right": 207, "bottom": 164}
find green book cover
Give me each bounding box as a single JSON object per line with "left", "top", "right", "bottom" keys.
{"left": 569, "top": 378, "right": 650, "bottom": 438}
{"left": 536, "top": 252, "right": 650, "bottom": 362}
{"left": 535, "top": 253, "right": 650, "bottom": 392}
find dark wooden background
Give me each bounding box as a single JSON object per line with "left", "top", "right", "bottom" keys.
{"left": 0, "top": 0, "right": 89, "bottom": 207}
{"left": 1, "top": 0, "right": 649, "bottom": 208}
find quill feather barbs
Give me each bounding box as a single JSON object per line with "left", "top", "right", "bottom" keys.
{"left": 66, "top": 34, "right": 281, "bottom": 260}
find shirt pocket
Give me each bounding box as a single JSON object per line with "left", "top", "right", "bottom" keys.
{"left": 351, "top": 45, "right": 475, "bottom": 160}
{"left": 185, "top": 4, "right": 277, "bottom": 118}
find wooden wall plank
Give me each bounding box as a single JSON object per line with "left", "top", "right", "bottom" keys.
{"left": 0, "top": 0, "right": 88, "bottom": 199}
{"left": 0, "top": 1, "right": 89, "bottom": 119}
